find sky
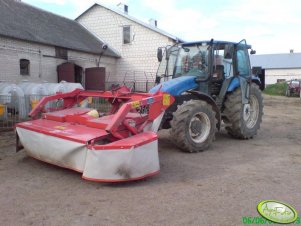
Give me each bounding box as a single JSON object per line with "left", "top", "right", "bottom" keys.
{"left": 22, "top": 0, "right": 301, "bottom": 54}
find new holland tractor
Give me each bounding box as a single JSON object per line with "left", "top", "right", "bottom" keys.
{"left": 150, "top": 39, "right": 264, "bottom": 153}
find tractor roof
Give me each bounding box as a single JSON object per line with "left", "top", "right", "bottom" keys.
{"left": 182, "top": 40, "right": 252, "bottom": 49}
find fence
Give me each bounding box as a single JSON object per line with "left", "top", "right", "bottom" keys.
{"left": 105, "top": 81, "right": 155, "bottom": 92}
{"left": 0, "top": 95, "right": 26, "bottom": 130}
{"left": 105, "top": 70, "right": 156, "bottom": 92}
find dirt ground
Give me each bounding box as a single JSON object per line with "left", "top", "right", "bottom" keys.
{"left": 0, "top": 95, "right": 301, "bottom": 226}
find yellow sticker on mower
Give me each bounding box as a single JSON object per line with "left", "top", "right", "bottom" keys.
{"left": 54, "top": 126, "right": 66, "bottom": 130}
{"left": 163, "top": 94, "right": 171, "bottom": 106}
{"left": 131, "top": 101, "right": 140, "bottom": 108}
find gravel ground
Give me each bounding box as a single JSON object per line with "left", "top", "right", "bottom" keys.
{"left": 0, "top": 95, "right": 301, "bottom": 226}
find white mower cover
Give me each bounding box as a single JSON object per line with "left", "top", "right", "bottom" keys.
{"left": 17, "top": 127, "right": 160, "bottom": 182}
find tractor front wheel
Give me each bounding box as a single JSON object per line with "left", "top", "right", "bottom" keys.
{"left": 170, "top": 100, "right": 216, "bottom": 153}
{"left": 223, "top": 84, "right": 263, "bottom": 139}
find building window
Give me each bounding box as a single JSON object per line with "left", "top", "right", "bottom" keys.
{"left": 277, "top": 79, "right": 286, "bottom": 83}
{"left": 55, "top": 47, "right": 68, "bottom": 60}
{"left": 123, "top": 26, "right": 131, "bottom": 44}
{"left": 20, "top": 59, "right": 30, "bottom": 75}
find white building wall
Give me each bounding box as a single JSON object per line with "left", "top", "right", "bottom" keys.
{"left": 265, "top": 68, "right": 301, "bottom": 84}
{"left": 77, "top": 5, "right": 176, "bottom": 81}
{"left": 0, "top": 36, "right": 117, "bottom": 83}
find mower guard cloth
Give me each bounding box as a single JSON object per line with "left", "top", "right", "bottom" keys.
{"left": 17, "top": 127, "right": 160, "bottom": 182}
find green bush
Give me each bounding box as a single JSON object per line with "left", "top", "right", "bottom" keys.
{"left": 263, "top": 82, "right": 287, "bottom": 96}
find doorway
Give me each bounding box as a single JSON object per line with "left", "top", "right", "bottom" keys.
{"left": 57, "top": 62, "right": 83, "bottom": 84}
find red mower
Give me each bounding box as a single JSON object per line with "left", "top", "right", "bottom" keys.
{"left": 16, "top": 86, "right": 174, "bottom": 182}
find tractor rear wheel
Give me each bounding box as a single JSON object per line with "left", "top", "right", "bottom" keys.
{"left": 223, "top": 83, "right": 263, "bottom": 139}
{"left": 170, "top": 100, "right": 216, "bottom": 153}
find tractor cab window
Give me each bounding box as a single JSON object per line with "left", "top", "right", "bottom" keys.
{"left": 174, "top": 45, "right": 209, "bottom": 79}
{"left": 223, "top": 45, "right": 234, "bottom": 78}
{"left": 167, "top": 46, "right": 178, "bottom": 78}
{"left": 213, "top": 49, "right": 225, "bottom": 80}
{"left": 236, "top": 40, "right": 251, "bottom": 78}
{"left": 156, "top": 46, "right": 179, "bottom": 80}
{"left": 214, "top": 44, "right": 235, "bottom": 78}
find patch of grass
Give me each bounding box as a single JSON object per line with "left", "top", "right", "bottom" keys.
{"left": 263, "top": 82, "right": 287, "bottom": 96}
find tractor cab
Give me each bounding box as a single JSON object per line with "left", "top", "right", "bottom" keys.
{"left": 155, "top": 40, "right": 257, "bottom": 97}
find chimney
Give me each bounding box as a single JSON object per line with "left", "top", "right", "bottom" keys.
{"left": 290, "top": 49, "right": 294, "bottom": 54}
{"left": 149, "top": 19, "right": 158, "bottom": 27}
{"left": 117, "top": 3, "right": 128, "bottom": 14}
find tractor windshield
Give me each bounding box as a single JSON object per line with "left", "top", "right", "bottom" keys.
{"left": 156, "top": 44, "right": 210, "bottom": 81}
{"left": 174, "top": 45, "right": 209, "bottom": 79}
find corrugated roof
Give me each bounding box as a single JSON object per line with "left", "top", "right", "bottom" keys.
{"left": 250, "top": 53, "right": 301, "bottom": 69}
{"left": 75, "top": 3, "right": 184, "bottom": 43}
{"left": 0, "top": 0, "right": 120, "bottom": 57}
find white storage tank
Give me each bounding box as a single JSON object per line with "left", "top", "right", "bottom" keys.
{"left": 60, "top": 81, "right": 84, "bottom": 92}
{"left": 42, "top": 82, "right": 67, "bottom": 95}
{"left": 18, "top": 81, "right": 48, "bottom": 113}
{"left": 0, "top": 82, "right": 27, "bottom": 119}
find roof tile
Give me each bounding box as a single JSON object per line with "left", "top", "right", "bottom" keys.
{"left": 0, "top": 0, "right": 120, "bottom": 58}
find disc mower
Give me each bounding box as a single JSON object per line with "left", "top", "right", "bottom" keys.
{"left": 16, "top": 86, "right": 174, "bottom": 182}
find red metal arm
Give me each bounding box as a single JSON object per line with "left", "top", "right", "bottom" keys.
{"left": 29, "top": 89, "right": 82, "bottom": 118}
{"left": 106, "top": 93, "right": 174, "bottom": 136}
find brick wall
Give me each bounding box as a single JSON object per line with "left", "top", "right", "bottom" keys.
{"left": 77, "top": 5, "right": 176, "bottom": 81}
{"left": 0, "top": 36, "right": 117, "bottom": 83}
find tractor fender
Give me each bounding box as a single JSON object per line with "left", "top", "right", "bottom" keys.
{"left": 251, "top": 76, "right": 261, "bottom": 88}
{"left": 187, "top": 90, "right": 221, "bottom": 130}
{"left": 227, "top": 76, "right": 261, "bottom": 92}
{"left": 149, "top": 76, "right": 198, "bottom": 96}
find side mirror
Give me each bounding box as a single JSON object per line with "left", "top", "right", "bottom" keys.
{"left": 157, "top": 48, "right": 163, "bottom": 62}
{"left": 250, "top": 49, "right": 256, "bottom": 55}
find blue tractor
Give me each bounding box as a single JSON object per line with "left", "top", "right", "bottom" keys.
{"left": 150, "top": 39, "right": 264, "bottom": 152}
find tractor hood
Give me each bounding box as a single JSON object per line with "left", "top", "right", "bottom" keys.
{"left": 149, "top": 76, "right": 198, "bottom": 96}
